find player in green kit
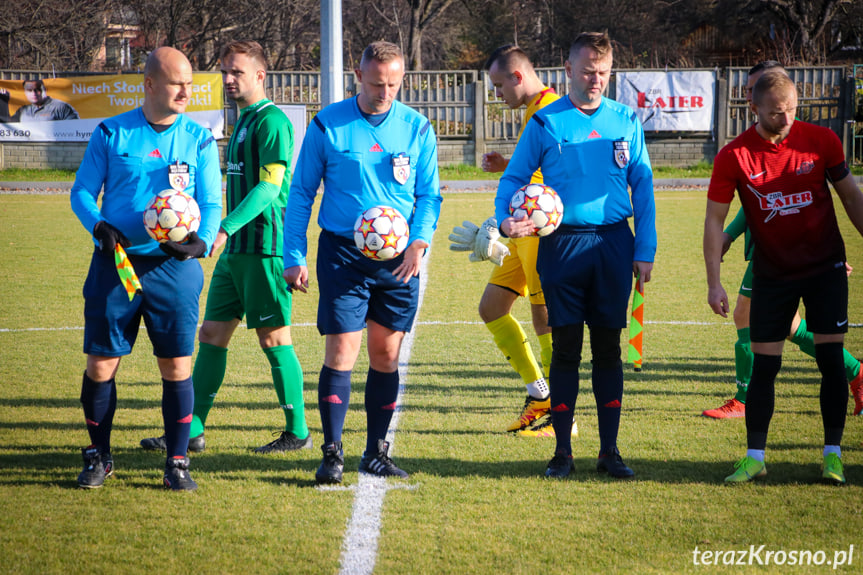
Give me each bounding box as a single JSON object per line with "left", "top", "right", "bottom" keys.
{"left": 140, "top": 40, "right": 311, "bottom": 453}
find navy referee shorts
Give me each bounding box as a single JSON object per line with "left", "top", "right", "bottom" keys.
{"left": 536, "top": 221, "right": 634, "bottom": 328}
{"left": 315, "top": 230, "right": 419, "bottom": 335}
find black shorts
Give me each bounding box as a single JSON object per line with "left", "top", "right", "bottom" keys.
{"left": 750, "top": 264, "right": 849, "bottom": 343}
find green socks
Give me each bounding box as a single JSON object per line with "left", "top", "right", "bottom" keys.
{"left": 734, "top": 328, "right": 751, "bottom": 403}
{"left": 190, "top": 342, "right": 308, "bottom": 439}
{"left": 264, "top": 345, "right": 308, "bottom": 438}
{"left": 190, "top": 342, "right": 228, "bottom": 437}
{"left": 790, "top": 319, "right": 816, "bottom": 357}
{"left": 733, "top": 319, "right": 862, "bottom": 409}
{"left": 791, "top": 319, "right": 860, "bottom": 383}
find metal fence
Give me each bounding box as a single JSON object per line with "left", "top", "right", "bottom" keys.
{"left": 4, "top": 65, "right": 860, "bottom": 162}
{"left": 263, "top": 70, "right": 477, "bottom": 138}
{"left": 852, "top": 64, "right": 863, "bottom": 165}
{"left": 483, "top": 67, "right": 570, "bottom": 140}
{"left": 0, "top": 70, "right": 112, "bottom": 80}
{"left": 725, "top": 66, "right": 846, "bottom": 141}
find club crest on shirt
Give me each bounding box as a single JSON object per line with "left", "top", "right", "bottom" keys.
{"left": 613, "top": 140, "right": 629, "bottom": 169}
{"left": 168, "top": 161, "right": 190, "bottom": 191}
{"left": 236, "top": 128, "right": 247, "bottom": 143}
{"left": 796, "top": 161, "right": 814, "bottom": 175}
{"left": 392, "top": 153, "right": 410, "bottom": 185}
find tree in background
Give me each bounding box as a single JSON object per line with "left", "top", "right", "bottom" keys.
{"left": 405, "top": 0, "right": 459, "bottom": 69}
{"left": 835, "top": 0, "right": 863, "bottom": 61}
{"left": 1, "top": 0, "right": 861, "bottom": 71}
{"left": 760, "top": 0, "right": 853, "bottom": 64}
{"left": 715, "top": 0, "right": 859, "bottom": 65}
{"left": 341, "top": 0, "right": 462, "bottom": 70}
{"left": 454, "top": 0, "right": 718, "bottom": 69}
{"left": 0, "top": 0, "right": 117, "bottom": 70}
{"left": 127, "top": 0, "right": 321, "bottom": 71}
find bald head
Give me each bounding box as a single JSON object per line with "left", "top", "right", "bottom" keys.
{"left": 144, "top": 47, "right": 191, "bottom": 81}
{"left": 142, "top": 47, "right": 194, "bottom": 125}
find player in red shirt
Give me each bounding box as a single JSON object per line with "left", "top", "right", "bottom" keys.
{"left": 704, "top": 71, "right": 863, "bottom": 484}
{"left": 702, "top": 62, "right": 863, "bottom": 420}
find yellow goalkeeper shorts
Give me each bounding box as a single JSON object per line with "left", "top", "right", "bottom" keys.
{"left": 487, "top": 236, "right": 545, "bottom": 305}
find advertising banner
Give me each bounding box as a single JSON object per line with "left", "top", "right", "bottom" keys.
{"left": 0, "top": 73, "right": 223, "bottom": 142}
{"left": 277, "top": 105, "right": 306, "bottom": 173}
{"left": 616, "top": 71, "right": 715, "bottom": 132}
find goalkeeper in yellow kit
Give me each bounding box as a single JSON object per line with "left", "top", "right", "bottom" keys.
{"left": 450, "top": 45, "right": 575, "bottom": 438}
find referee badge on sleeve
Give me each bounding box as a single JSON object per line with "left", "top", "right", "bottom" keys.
{"left": 613, "top": 140, "right": 629, "bottom": 169}
{"left": 392, "top": 153, "right": 411, "bottom": 185}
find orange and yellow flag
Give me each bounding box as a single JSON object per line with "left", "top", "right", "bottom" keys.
{"left": 114, "top": 245, "right": 142, "bottom": 301}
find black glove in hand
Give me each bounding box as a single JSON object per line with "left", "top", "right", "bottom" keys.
{"left": 159, "top": 231, "right": 207, "bottom": 261}
{"left": 93, "top": 221, "right": 131, "bottom": 254}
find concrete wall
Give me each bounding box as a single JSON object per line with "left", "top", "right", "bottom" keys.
{"left": 1, "top": 137, "right": 715, "bottom": 171}
{"left": 437, "top": 140, "right": 475, "bottom": 167}
{"left": 441, "top": 137, "right": 716, "bottom": 168}
{"left": 0, "top": 141, "right": 229, "bottom": 171}
{"left": 645, "top": 137, "right": 716, "bottom": 167}
{"left": 0, "top": 142, "right": 87, "bottom": 171}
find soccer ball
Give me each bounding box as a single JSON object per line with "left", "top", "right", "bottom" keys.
{"left": 508, "top": 183, "right": 564, "bottom": 237}
{"left": 354, "top": 206, "right": 410, "bottom": 261}
{"left": 143, "top": 189, "right": 201, "bottom": 243}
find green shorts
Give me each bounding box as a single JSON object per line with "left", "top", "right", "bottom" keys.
{"left": 204, "top": 253, "right": 293, "bottom": 328}
{"left": 738, "top": 260, "right": 753, "bottom": 298}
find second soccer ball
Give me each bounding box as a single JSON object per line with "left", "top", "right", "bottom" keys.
{"left": 354, "top": 206, "right": 410, "bottom": 261}
{"left": 142, "top": 189, "right": 201, "bottom": 244}
{"left": 509, "top": 183, "right": 563, "bottom": 237}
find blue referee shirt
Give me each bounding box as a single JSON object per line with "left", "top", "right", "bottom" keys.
{"left": 71, "top": 108, "right": 223, "bottom": 256}
{"left": 496, "top": 96, "right": 656, "bottom": 263}
{"left": 284, "top": 97, "right": 441, "bottom": 268}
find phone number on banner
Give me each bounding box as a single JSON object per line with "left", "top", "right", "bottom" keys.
{"left": 0, "top": 128, "right": 32, "bottom": 138}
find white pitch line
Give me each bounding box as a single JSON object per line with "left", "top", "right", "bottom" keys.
{"left": 335, "top": 248, "right": 432, "bottom": 575}
{"left": 0, "top": 326, "right": 86, "bottom": 333}
{"left": 4, "top": 320, "right": 863, "bottom": 333}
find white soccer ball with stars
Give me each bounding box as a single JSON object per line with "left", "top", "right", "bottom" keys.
{"left": 143, "top": 189, "right": 201, "bottom": 243}
{"left": 508, "top": 183, "right": 564, "bottom": 237}
{"left": 354, "top": 206, "right": 410, "bottom": 261}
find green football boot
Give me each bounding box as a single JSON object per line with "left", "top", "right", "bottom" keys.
{"left": 724, "top": 456, "right": 766, "bottom": 483}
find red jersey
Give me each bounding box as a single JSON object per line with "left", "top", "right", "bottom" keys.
{"left": 708, "top": 121, "right": 848, "bottom": 280}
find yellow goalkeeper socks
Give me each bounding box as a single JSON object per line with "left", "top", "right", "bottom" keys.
{"left": 538, "top": 332, "right": 553, "bottom": 380}
{"left": 486, "top": 314, "right": 544, "bottom": 390}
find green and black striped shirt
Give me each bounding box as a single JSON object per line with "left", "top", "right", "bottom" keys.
{"left": 223, "top": 99, "right": 294, "bottom": 256}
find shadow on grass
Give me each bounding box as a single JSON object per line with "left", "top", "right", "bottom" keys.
{"left": 0, "top": 449, "right": 322, "bottom": 488}
{"left": 405, "top": 357, "right": 823, "bottom": 391}
{"left": 393, "top": 458, "right": 848, "bottom": 486}
{"left": 0, "top": 396, "right": 333, "bottom": 413}
{"left": 0, "top": 450, "right": 846, "bottom": 488}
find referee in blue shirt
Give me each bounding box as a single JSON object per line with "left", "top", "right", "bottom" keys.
{"left": 70, "top": 47, "right": 222, "bottom": 490}
{"left": 284, "top": 41, "right": 441, "bottom": 484}
{"left": 496, "top": 32, "right": 657, "bottom": 479}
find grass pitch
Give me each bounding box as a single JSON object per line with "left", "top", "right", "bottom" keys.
{"left": 1, "top": 189, "right": 863, "bottom": 574}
